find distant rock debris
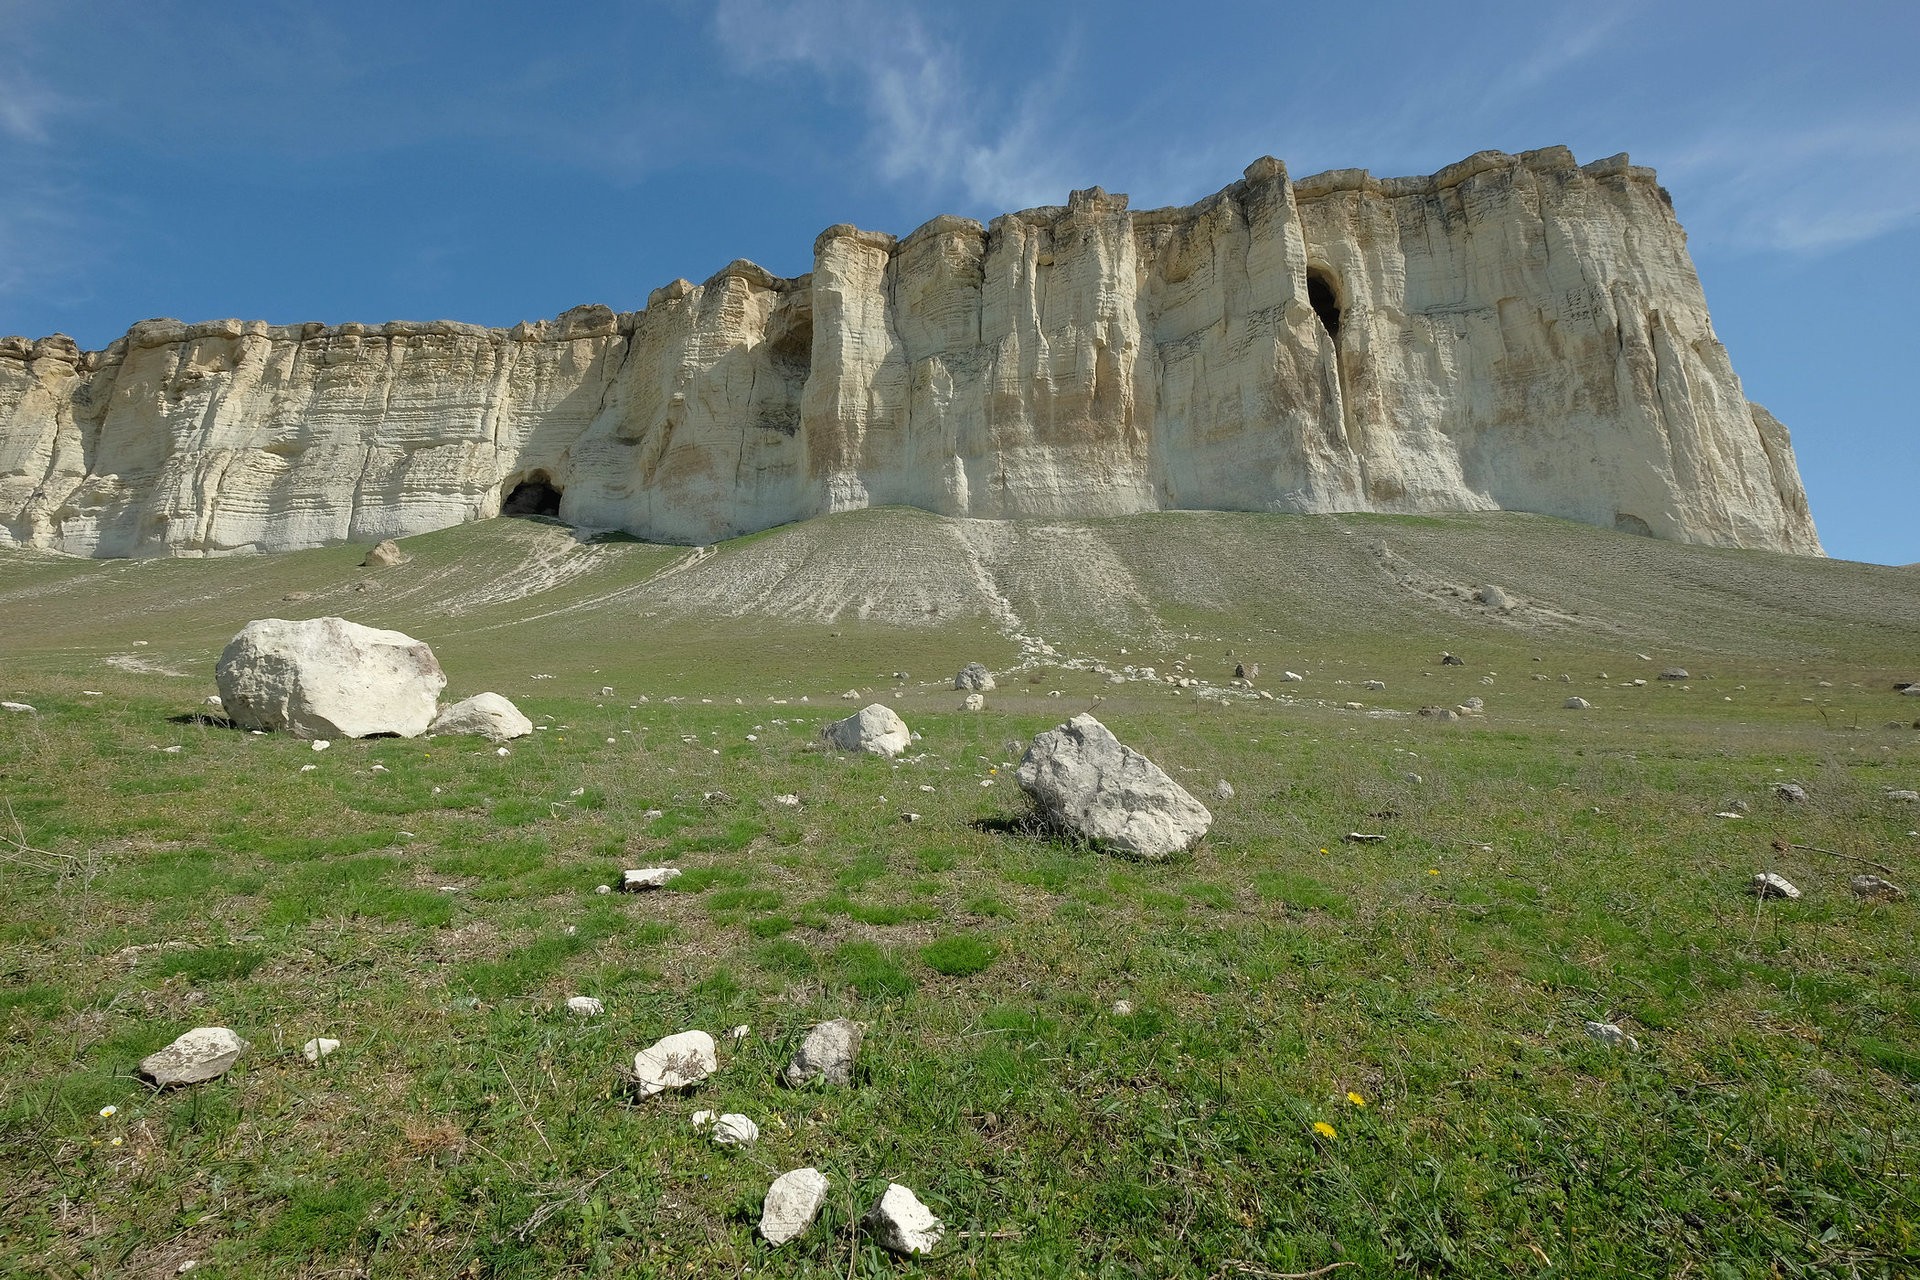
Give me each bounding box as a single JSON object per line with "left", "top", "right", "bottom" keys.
{"left": 360, "top": 539, "right": 408, "bottom": 568}
{"left": 953, "top": 662, "right": 996, "bottom": 692}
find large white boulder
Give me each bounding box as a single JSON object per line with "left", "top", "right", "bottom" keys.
{"left": 821, "top": 704, "right": 911, "bottom": 757}
{"left": 430, "top": 692, "right": 532, "bottom": 742}
{"left": 215, "top": 617, "right": 445, "bottom": 739}
{"left": 1015, "top": 714, "right": 1212, "bottom": 860}
{"left": 953, "top": 662, "right": 996, "bottom": 692}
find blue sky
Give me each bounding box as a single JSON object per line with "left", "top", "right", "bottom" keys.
{"left": 3, "top": 1, "right": 1913, "bottom": 563}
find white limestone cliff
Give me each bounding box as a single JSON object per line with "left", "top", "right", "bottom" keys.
{"left": 0, "top": 148, "right": 1822, "bottom": 558}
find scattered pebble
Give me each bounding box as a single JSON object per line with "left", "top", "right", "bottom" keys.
{"left": 1563, "top": 697, "right": 1592, "bottom": 710}
{"left": 595, "top": 884, "right": 612, "bottom": 895}
{"left": 299, "top": 764, "right": 317, "bottom": 773}
{"left": 495, "top": 746, "right": 510, "bottom": 757}
{"left": 1774, "top": 782, "right": 1809, "bottom": 803}
{"left": 302, "top": 1037, "right": 341, "bottom": 1064}
{"left": 1751, "top": 873, "right": 1801, "bottom": 900}
{"left": 1111, "top": 1000, "right": 1134, "bottom": 1016}
{"left": 1584, "top": 1021, "right": 1639, "bottom": 1050}
{"left": 566, "top": 996, "right": 604, "bottom": 1017}
{"left": 1850, "top": 875, "right": 1906, "bottom": 901}
{"left": 730, "top": 1024, "right": 750, "bottom": 1042}
{"left": 1213, "top": 780, "right": 1235, "bottom": 800}
{"left": 311, "top": 739, "right": 331, "bottom": 752}
{"left": 1, "top": 701, "right": 35, "bottom": 713}
{"left": 622, "top": 867, "right": 682, "bottom": 891}
{"left": 773, "top": 793, "right": 800, "bottom": 806}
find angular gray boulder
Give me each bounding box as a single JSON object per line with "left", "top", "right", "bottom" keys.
{"left": 429, "top": 692, "right": 532, "bottom": 742}
{"left": 1014, "top": 713, "right": 1212, "bottom": 859}
{"left": 216, "top": 616, "right": 445, "bottom": 739}
{"left": 761, "top": 1167, "right": 830, "bottom": 1246}
{"left": 784, "top": 1018, "right": 862, "bottom": 1087}
{"left": 821, "top": 704, "right": 911, "bottom": 757}
{"left": 953, "top": 662, "right": 996, "bottom": 692}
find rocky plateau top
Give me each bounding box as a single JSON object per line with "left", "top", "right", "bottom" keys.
{"left": 0, "top": 147, "right": 1820, "bottom": 558}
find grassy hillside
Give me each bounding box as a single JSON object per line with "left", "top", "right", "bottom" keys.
{"left": 2, "top": 512, "right": 1916, "bottom": 1277}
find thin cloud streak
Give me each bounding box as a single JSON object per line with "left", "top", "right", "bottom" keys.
{"left": 711, "top": 0, "right": 1077, "bottom": 213}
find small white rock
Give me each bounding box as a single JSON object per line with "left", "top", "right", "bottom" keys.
{"left": 1751, "top": 873, "right": 1801, "bottom": 900}
{"left": 867, "top": 1183, "right": 944, "bottom": 1256}
{"left": 1111, "top": 999, "right": 1134, "bottom": 1016}
{"left": 1, "top": 701, "right": 35, "bottom": 713}
{"left": 711, "top": 1113, "right": 759, "bottom": 1146}
{"left": 311, "top": 739, "right": 331, "bottom": 752}
{"left": 691, "top": 1109, "right": 717, "bottom": 1129}
{"left": 566, "top": 996, "right": 604, "bottom": 1017}
{"left": 1850, "top": 874, "right": 1906, "bottom": 901}
{"left": 302, "top": 1036, "right": 341, "bottom": 1064}
{"left": 299, "top": 764, "right": 318, "bottom": 772}
{"left": 1583, "top": 1021, "right": 1638, "bottom": 1050}
{"left": 595, "top": 883, "right": 612, "bottom": 895}
{"left": 622, "top": 867, "right": 682, "bottom": 891}
{"left": 773, "top": 793, "right": 800, "bottom": 806}
{"left": 495, "top": 746, "right": 510, "bottom": 757}
{"left": 730, "top": 1024, "right": 750, "bottom": 1042}
{"left": 760, "top": 1167, "right": 831, "bottom": 1246}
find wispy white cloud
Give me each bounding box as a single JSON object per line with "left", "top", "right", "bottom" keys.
{"left": 0, "top": 63, "right": 65, "bottom": 143}
{"left": 1662, "top": 115, "right": 1920, "bottom": 253}
{"left": 711, "top": 0, "right": 1075, "bottom": 213}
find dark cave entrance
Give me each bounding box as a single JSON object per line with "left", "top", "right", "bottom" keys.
{"left": 1307, "top": 269, "right": 1343, "bottom": 340}
{"left": 502, "top": 471, "right": 563, "bottom": 519}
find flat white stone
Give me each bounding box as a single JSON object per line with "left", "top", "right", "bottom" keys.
{"left": 760, "top": 1167, "right": 830, "bottom": 1246}
{"left": 1751, "top": 873, "right": 1801, "bottom": 900}
{"left": 566, "top": 996, "right": 604, "bottom": 1017}
{"left": 1850, "top": 875, "right": 1905, "bottom": 901}
{"left": 140, "top": 1027, "right": 248, "bottom": 1086}
{"left": 622, "top": 867, "right": 681, "bottom": 891}
{"left": 430, "top": 692, "right": 533, "bottom": 743}
{"left": 631, "top": 1030, "right": 716, "bottom": 1099}
{"left": 302, "top": 1036, "right": 341, "bottom": 1063}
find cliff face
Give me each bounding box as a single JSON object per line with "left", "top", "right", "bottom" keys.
{"left": 0, "top": 147, "right": 1823, "bottom": 558}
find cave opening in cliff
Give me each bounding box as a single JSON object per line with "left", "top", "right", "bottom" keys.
{"left": 502, "top": 472, "right": 563, "bottom": 519}
{"left": 1307, "top": 270, "right": 1343, "bottom": 340}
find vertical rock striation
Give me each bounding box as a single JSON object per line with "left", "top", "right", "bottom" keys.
{"left": 0, "top": 148, "right": 1822, "bottom": 558}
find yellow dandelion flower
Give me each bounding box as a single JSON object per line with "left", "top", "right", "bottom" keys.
{"left": 1312, "top": 1121, "right": 1337, "bottom": 1139}
{"left": 1427, "top": 868, "right": 1440, "bottom": 875}
{"left": 1346, "top": 1091, "right": 1367, "bottom": 1107}
{"left": 99, "top": 1105, "right": 117, "bottom": 1118}
{"left": 1318, "top": 848, "right": 1328, "bottom": 855}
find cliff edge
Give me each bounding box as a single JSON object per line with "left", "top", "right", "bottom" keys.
{"left": 0, "top": 147, "right": 1823, "bottom": 558}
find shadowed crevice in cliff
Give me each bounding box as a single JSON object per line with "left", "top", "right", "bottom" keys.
{"left": 502, "top": 472, "right": 563, "bottom": 519}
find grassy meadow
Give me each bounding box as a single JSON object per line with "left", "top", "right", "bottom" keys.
{"left": 1, "top": 510, "right": 1917, "bottom": 1278}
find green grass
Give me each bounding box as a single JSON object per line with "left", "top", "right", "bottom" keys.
{"left": 0, "top": 512, "right": 1917, "bottom": 1276}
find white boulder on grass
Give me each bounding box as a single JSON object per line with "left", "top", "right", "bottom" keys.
{"left": 867, "top": 1183, "right": 944, "bottom": 1256}
{"left": 761, "top": 1167, "right": 831, "bottom": 1246}
{"left": 215, "top": 616, "right": 445, "bottom": 739}
{"left": 953, "top": 662, "right": 996, "bottom": 692}
{"left": 139, "top": 1027, "right": 248, "bottom": 1086}
{"left": 821, "top": 704, "right": 911, "bottom": 757}
{"left": 631, "top": 1030, "right": 716, "bottom": 1099}
{"left": 1014, "top": 714, "right": 1212, "bottom": 860}
{"left": 430, "top": 693, "right": 533, "bottom": 742}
